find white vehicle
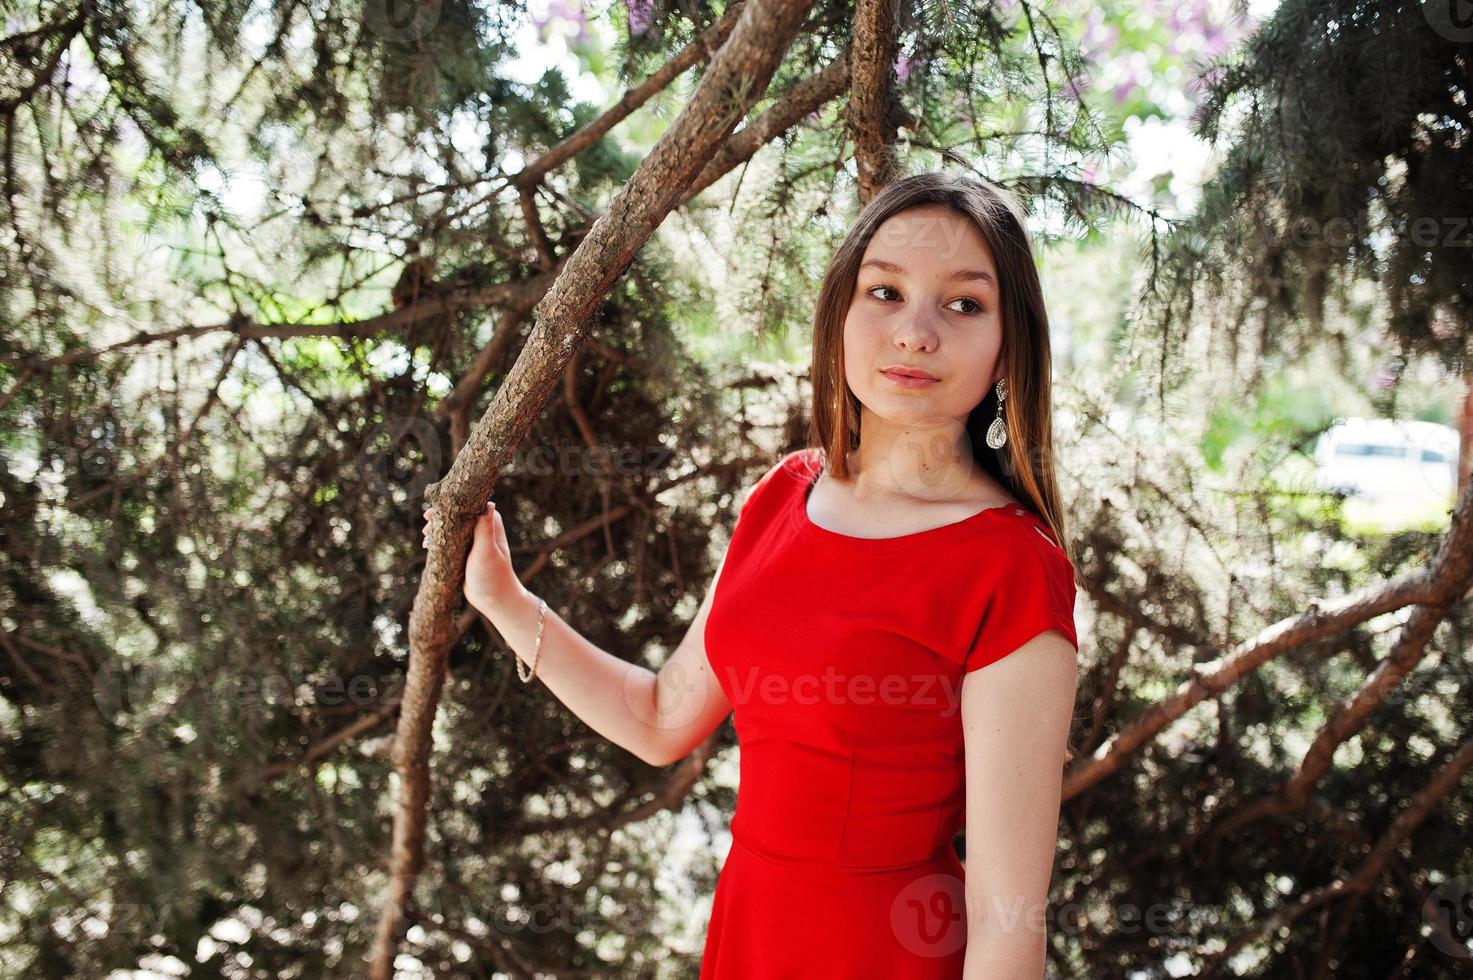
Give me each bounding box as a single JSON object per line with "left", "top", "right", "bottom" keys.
{"left": 1313, "top": 417, "right": 1461, "bottom": 510}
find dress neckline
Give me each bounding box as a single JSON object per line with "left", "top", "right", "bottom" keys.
{"left": 792, "top": 448, "right": 1024, "bottom": 550}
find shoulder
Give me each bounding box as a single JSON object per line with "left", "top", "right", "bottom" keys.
{"left": 956, "top": 507, "right": 1079, "bottom": 665}
{"left": 784, "top": 446, "right": 823, "bottom": 477}
{"left": 995, "top": 507, "right": 1076, "bottom": 589}
{"left": 761, "top": 448, "right": 822, "bottom": 490}
{"left": 737, "top": 448, "right": 815, "bottom": 516}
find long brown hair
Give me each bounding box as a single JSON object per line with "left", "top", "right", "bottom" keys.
{"left": 808, "top": 170, "right": 1078, "bottom": 578}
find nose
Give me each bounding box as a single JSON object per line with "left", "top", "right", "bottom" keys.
{"left": 892, "top": 312, "right": 939, "bottom": 353}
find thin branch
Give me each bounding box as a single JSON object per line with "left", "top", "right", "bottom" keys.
{"left": 254, "top": 681, "right": 404, "bottom": 783}
{"left": 510, "top": 2, "right": 748, "bottom": 191}
{"left": 1063, "top": 476, "right": 1473, "bottom": 799}
{"left": 678, "top": 53, "right": 851, "bottom": 206}
{"left": 1193, "top": 733, "right": 1473, "bottom": 977}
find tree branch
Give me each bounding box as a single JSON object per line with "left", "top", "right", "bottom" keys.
{"left": 367, "top": 0, "right": 819, "bottom": 972}
{"left": 849, "top": 0, "right": 902, "bottom": 204}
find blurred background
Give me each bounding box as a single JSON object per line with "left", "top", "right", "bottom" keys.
{"left": 2, "top": 0, "right": 1470, "bottom": 976}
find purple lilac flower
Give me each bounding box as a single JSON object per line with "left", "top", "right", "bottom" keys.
{"left": 1203, "top": 27, "right": 1232, "bottom": 58}
{"left": 549, "top": 0, "right": 589, "bottom": 43}
{"left": 626, "top": 0, "right": 654, "bottom": 35}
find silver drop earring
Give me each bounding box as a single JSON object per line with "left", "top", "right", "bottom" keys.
{"left": 985, "top": 378, "right": 1008, "bottom": 450}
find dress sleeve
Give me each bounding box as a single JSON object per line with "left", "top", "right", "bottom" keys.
{"left": 736, "top": 449, "right": 808, "bottom": 519}
{"left": 961, "top": 521, "right": 1079, "bottom": 672}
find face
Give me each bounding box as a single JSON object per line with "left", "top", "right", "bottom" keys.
{"left": 842, "top": 204, "right": 1002, "bottom": 433}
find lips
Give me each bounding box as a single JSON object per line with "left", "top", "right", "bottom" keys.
{"left": 880, "top": 367, "right": 940, "bottom": 388}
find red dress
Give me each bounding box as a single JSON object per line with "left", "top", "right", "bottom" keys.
{"left": 698, "top": 447, "right": 1079, "bottom": 978}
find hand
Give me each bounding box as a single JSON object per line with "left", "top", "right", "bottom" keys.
{"left": 423, "top": 500, "right": 528, "bottom": 613}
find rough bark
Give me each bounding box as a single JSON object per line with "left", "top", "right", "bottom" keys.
{"left": 1459, "top": 369, "right": 1472, "bottom": 496}
{"left": 849, "top": 0, "right": 902, "bottom": 205}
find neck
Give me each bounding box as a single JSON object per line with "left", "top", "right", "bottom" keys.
{"left": 842, "top": 413, "right": 979, "bottom": 503}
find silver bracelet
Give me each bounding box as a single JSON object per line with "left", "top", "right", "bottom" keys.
{"left": 518, "top": 596, "right": 547, "bottom": 683}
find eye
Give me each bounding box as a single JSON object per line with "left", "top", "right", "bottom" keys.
{"left": 864, "top": 285, "right": 985, "bottom": 315}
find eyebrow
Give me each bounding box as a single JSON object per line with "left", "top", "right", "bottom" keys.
{"left": 858, "top": 257, "right": 997, "bottom": 290}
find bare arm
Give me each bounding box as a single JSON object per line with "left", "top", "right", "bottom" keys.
{"left": 959, "top": 630, "right": 1079, "bottom": 978}
{"left": 473, "top": 547, "right": 735, "bottom": 768}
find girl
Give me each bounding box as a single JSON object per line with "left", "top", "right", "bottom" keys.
{"left": 427, "top": 170, "right": 1080, "bottom": 978}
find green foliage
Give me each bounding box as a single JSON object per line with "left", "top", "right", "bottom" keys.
{"left": 1200, "top": 371, "right": 1339, "bottom": 472}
